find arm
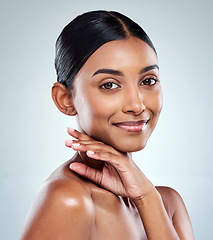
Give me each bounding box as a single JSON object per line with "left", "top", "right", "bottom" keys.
{"left": 20, "top": 179, "right": 95, "bottom": 240}
{"left": 132, "top": 187, "right": 194, "bottom": 240}
{"left": 157, "top": 187, "right": 194, "bottom": 239}
{"left": 66, "top": 128, "right": 194, "bottom": 240}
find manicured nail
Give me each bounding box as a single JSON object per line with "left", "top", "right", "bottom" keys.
{"left": 67, "top": 127, "right": 75, "bottom": 132}
{"left": 87, "top": 150, "right": 94, "bottom": 155}
{"left": 71, "top": 143, "right": 80, "bottom": 147}
{"left": 65, "top": 140, "right": 73, "bottom": 145}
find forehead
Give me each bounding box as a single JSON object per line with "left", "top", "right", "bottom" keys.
{"left": 77, "top": 37, "right": 158, "bottom": 77}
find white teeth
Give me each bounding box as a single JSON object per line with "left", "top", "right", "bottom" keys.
{"left": 142, "top": 123, "right": 147, "bottom": 131}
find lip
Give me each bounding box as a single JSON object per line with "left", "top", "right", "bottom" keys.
{"left": 113, "top": 120, "right": 149, "bottom": 132}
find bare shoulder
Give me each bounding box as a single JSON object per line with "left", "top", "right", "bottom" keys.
{"left": 156, "top": 186, "right": 183, "bottom": 215}
{"left": 40, "top": 174, "right": 95, "bottom": 215}
{"left": 20, "top": 170, "right": 95, "bottom": 240}
{"left": 156, "top": 186, "right": 188, "bottom": 217}
{"left": 156, "top": 186, "right": 194, "bottom": 239}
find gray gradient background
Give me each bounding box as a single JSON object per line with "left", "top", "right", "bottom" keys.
{"left": 1, "top": 0, "right": 212, "bottom": 239}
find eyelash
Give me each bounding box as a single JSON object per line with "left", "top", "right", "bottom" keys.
{"left": 100, "top": 82, "right": 120, "bottom": 90}
{"left": 100, "top": 77, "right": 159, "bottom": 90}
{"left": 140, "top": 77, "right": 159, "bottom": 86}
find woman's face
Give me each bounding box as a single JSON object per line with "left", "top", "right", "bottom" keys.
{"left": 71, "top": 37, "right": 163, "bottom": 152}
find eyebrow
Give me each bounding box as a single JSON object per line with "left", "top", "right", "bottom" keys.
{"left": 139, "top": 64, "right": 159, "bottom": 74}
{"left": 92, "top": 64, "right": 159, "bottom": 77}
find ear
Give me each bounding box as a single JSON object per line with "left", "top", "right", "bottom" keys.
{"left": 52, "top": 82, "right": 77, "bottom": 116}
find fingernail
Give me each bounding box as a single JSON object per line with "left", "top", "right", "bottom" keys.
{"left": 65, "top": 140, "right": 73, "bottom": 145}
{"left": 71, "top": 143, "right": 80, "bottom": 147}
{"left": 67, "top": 127, "right": 75, "bottom": 132}
{"left": 87, "top": 150, "right": 94, "bottom": 155}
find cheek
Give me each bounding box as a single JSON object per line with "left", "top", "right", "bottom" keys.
{"left": 154, "top": 92, "right": 163, "bottom": 115}
{"left": 75, "top": 91, "right": 118, "bottom": 133}
{"left": 145, "top": 89, "right": 163, "bottom": 118}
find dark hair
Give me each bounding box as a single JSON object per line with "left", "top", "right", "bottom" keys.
{"left": 55, "top": 10, "right": 156, "bottom": 89}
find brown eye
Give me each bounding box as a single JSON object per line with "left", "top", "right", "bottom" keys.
{"left": 101, "top": 82, "right": 119, "bottom": 90}
{"left": 141, "top": 78, "right": 158, "bottom": 86}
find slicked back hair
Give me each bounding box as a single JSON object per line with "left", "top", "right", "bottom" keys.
{"left": 55, "top": 10, "right": 156, "bottom": 89}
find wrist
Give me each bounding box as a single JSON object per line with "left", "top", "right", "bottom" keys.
{"left": 132, "top": 185, "right": 161, "bottom": 207}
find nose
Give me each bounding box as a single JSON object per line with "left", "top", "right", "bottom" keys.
{"left": 122, "top": 87, "right": 145, "bottom": 115}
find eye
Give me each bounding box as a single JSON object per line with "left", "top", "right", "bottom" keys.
{"left": 141, "top": 78, "right": 158, "bottom": 86}
{"left": 101, "top": 82, "right": 119, "bottom": 90}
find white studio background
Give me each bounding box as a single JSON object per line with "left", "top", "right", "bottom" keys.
{"left": 1, "top": 0, "right": 212, "bottom": 239}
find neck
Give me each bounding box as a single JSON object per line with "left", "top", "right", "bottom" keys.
{"left": 78, "top": 151, "right": 132, "bottom": 170}
{"left": 78, "top": 151, "right": 105, "bottom": 170}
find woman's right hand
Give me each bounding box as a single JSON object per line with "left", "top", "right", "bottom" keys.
{"left": 65, "top": 127, "right": 155, "bottom": 202}
{"left": 65, "top": 128, "right": 195, "bottom": 240}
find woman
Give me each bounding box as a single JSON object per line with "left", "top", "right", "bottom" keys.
{"left": 20, "top": 10, "right": 194, "bottom": 239}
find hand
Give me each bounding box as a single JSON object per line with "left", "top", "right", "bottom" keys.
{"left": 65, "top": 128, "right": 155, "bottom": 201}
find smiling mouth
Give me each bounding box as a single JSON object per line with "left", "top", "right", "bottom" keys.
{"left": 113, "top": 120, "right": 149, "bottom": 132}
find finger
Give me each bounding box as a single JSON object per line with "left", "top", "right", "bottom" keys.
{"left": 67, "top": 127, "right": 93, "bottom": 141}
{"left": 86, "top": 151, "right": 123, "bottom": 169}
{"left": 70, "top": 162, "right": 103, "bottom": 185}
{"left": 65, "top": 139, "right": 103, "bottom": 146}
{"left": 65, "top": 140, "right": 72, "bottom": 148}
{"left": 69, "top": 142, "right": 119, "bottom": 155}
{"left": 65, "top": 139, "right": 98, "bottom": 148}
{"left": 66, "top": 128, "right": 122, "bottom": 156}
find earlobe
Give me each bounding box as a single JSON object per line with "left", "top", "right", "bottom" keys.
{"left": 52, "top": 82, "right": 77, "bottom": 116}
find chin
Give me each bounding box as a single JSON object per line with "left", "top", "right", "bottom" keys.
{"left": 113, "top": 140, "right": 147, "bottom": 153}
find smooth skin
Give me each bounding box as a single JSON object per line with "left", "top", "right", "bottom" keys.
{"left": 20, "top": 37, "right": 194, "bottom": 239}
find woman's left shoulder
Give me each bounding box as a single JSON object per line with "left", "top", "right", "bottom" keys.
{"left": 156, "top": 186, "right": 182, "bottom": 202}
{"left": 156, "top": 186, "right": 194, "bottom": 239}
{"left": 156, "top": 186, "right": 185, "bottom": 218}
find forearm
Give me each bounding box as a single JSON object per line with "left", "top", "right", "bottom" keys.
{"left": 133, "top": 187, "right": 180, "bottom": 240}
